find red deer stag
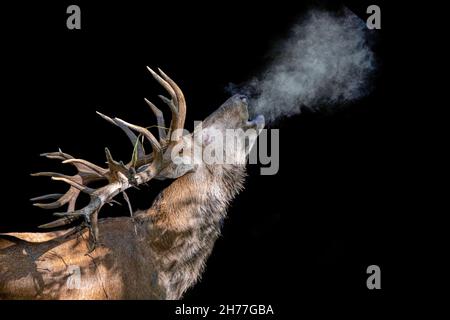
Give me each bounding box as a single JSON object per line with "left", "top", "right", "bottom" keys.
{"left": 0, "top": 67, "right": 265, "bottom": 299}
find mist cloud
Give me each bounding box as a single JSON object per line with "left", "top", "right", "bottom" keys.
{"left": 229, "top": 8, "right": 377, "bottom": 123}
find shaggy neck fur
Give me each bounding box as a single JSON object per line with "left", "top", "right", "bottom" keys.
{"left": 135, "top": 164, "right": 247, "bottom": 299}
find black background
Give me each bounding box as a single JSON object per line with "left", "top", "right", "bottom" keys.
{"left": 0, "top": 0, "right": 420, "bottom": 314}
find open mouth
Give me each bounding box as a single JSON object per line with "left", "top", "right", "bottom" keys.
{"left": 246, "top": 114, "right": 265, "bottom": 128}
{"left": 238, "top": 95, "right": 265, "bottom": 129}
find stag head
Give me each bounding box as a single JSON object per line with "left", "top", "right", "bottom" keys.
{"left": 31, "top": 67, "right": 265, "bottom": 250}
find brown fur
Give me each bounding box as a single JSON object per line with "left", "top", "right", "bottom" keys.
{"left": 0, "top": 163, "right": 246, "bottom": 299}
{"left": 0, "top": 94, "right": 260, "bottom": 300}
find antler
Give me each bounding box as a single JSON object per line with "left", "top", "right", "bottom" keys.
{"left": 31, "top": 67, "right": 188, "bottom": 251}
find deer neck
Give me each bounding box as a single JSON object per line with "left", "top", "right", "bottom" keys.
{"left": 136, "top": 164, "right": 246, "bottom": 299}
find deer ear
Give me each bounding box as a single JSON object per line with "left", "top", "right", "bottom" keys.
{"left": 158, "top": 136, "right": 197, "bottom": 179}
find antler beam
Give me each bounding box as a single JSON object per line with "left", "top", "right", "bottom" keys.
{"left": 31, "top": 68, "right": 188, "bottom": 251}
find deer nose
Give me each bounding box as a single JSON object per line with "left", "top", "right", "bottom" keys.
{"left": 237, "top": 94, "right": 248, "bottom": 104}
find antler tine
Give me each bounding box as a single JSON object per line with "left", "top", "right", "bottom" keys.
{"left": 147, "top": 67, "right": 184, "bottom": 140}
{"left": 32, "top": 188, "right": 79, "bottom": 210}
{"left": 157, "top": 95, "right": 178, "bottom": 115}
{"left": 40, "top": 149, "right": 73, "bottom": 161}
{"left": 30, "top": 172, "right": 71, "bottom": 178}
{"left": 114, "top": 118, "right": 162, "bottom": 154}
{"left": 96, "top": 111, "right": 146, "bottom": 161}
{"left": 104, "top": 148, "right": 131, "bottom": 181}
{"left": 144, "top": 98, "right": 167, "bottom": 141}
{"left": 67, "top": 189, "right": 80, "bottom": 212}
{"left": 39, "top": 216, "right": 80, "bottom": 229}
{"left": 51, "top": 176, "right": 95, "bottom": 194}
{"left": 157, "top": 68, "right": 187, "bottom": 141}
{"left": 146, "top": 66, "right": 177, "bottom": 105}
{"left": 30, "top": 194, "right": 63, "bottom": 201}
{"left": 62, "top": 159, "right": 108, "bottom": 177}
